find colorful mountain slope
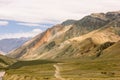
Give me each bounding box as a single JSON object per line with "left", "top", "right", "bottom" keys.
{"left": 8, "top": 11, "right": 120, "bottom": 60}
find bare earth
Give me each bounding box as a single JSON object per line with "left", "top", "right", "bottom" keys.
{"left": 53, "top": 64, "right": 65, "bottom": 80}
{"left": 0, "top": 71, "right": 5, "bottom": 80}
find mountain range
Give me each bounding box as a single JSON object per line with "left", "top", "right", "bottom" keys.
{"left": 0, "top": 37, "right": 30, "bottom": 53}
{"left": 8, "top": 11, "right": 120, "bottom": 60}
{"left": 0, "top": 10, "right": 119, "bottom": 80}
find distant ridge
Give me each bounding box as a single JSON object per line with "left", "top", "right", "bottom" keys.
{"left": 0, "top": 37, "right": 30, "bottom": 53}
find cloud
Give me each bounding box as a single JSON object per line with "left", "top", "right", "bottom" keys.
{"left": 0, "top": 29, "right": 42, "bottom": 40}
{"left": 32, "top": 29, "right": 42, "bottom": 32}
{"left": 17, "top": 22, "right": 54, "bottom": 28}
{"left": 0, "top": 21, "right": 8, "bottom": 26}
{"left": 17, "top": 23, "right": 40, "bottom": 27}
{"left": 0, "top": 0, "right": 119, "bottom": 24}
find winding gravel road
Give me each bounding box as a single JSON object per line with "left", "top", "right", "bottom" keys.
{"left": 53, "top": 64, "right": 65, "bottom": 80}
{"left": 0, "top": 71, "right": 5, "bottom": 80}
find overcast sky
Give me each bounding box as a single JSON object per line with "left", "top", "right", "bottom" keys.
{"left": 0, "top": 0, "right": 120, "bottom": 39}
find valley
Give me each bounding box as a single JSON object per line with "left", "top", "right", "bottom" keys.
{"left": 0, "top": 11, "right": 119, "bottom": 80}
{"left": 2, "top": 57, "right": 120, "bottom": 80}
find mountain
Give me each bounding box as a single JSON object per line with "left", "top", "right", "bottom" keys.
{"left": 61, "top": 19, "right": 77, "bottom": 26}
{"left": 0, "top": 37, "right": 30, "bottom": 53}
{"left": 8, "top": 24, "right": 68, "bottom": 58}
{"left": 33, "top": 26, "right": 120, "bottom": 59}
{"left": 64, "top": 11, "right": 120, "bottom": 39}
{"left": 4, "top": 11, "right": 120, "bottom": 80}
{"left": 8, "top": 11, "right": 120, "bottom": 60}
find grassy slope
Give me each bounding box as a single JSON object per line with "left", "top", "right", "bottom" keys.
{"left": 3, "top": 44, "right": 120, "bottom": 80}
{"left": 4, "top": 58, "right": 120, "bottom": 80}
{"left": 4, "top": 55, "right": 120, "bottom": 80}
{"left": 0, "top": 54, "right": 16, "bottom": 70}
{"left": 56, "top": 42, "right": 120, "bottom": 80}
{"left": 3, "top": 60, "right": 57, "bottom": 80}
{"left": 58, "top": 57, "right": 120, "bottom": 80}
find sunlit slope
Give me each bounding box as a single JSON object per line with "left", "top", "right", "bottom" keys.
{"left": 8, "top": 11, "right": 120, "bottom": 60}
{"left": 56, "top": 58, "right": 120, "bottom": 80}
{"left": 8, "top": 24, "right": 72, "bottom": 59}
{"left": 100, "top": 41, "right": 120, "bottom": 58}
{"left": 36, "top": 26, "right": 120, "bottom": 59}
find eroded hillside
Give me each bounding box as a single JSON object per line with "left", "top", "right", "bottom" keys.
{"left": 8, "top": 11, "right": 120, "bottom": 60}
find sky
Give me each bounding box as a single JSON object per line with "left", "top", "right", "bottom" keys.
{"left": 0, "top": 0, "right": 120, "bottom": 39}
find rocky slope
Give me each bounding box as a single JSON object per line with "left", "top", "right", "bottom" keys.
{"left": 33, "top": 26, "right": 120, "bottom": 59}
{"left": 8, "top": 24, "right": 66, "bottom": 58}
{"left": 8, "top": 11, "right": 120, "bottom": 60}
{"left": 100, "top": 40, "right": 120, "bottom": 58}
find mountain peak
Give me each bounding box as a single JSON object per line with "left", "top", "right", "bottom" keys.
{"left": 61, "top": 19, "right": 76, "bottom": 26}
{"left": 91, "top": 13, "right": 106, "bottom": 19}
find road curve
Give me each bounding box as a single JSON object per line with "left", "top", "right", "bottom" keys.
{"left": 53, "top": 64, "right": 65, "bottom": 80}
{"left": 0, "top": 71, "right": 5, "bottom": 80}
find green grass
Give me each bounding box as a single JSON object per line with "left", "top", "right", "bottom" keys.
{"left": 3, "top": 57, "right": 120, "bottom": 80}
{"left": 0, "top": 54, "right": 16, "bottom": 70}
{"left": 57, "top": 58, "right": 120, "bottom": 80}
{"left": 7, "top": 59, "right": 56, "bottom": 69}
{"left": 4, "top": 59, "right": 57, "bottom": 80}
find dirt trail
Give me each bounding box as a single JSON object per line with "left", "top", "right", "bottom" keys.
{"left": 53, "top": 64, "right": 65, "bottom": 80}
{"left": 0, "top": 71, "right": 5, "bottom": 80}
